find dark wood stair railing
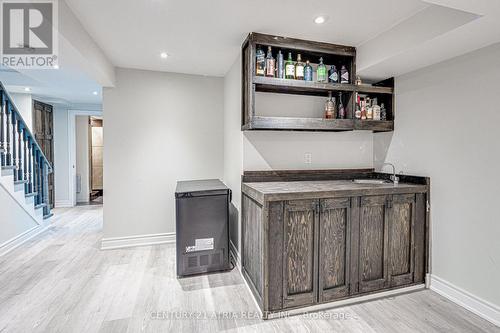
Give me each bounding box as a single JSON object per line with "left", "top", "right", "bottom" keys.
{"left": 0, "top": 82, "right": 53, "bottom": 219}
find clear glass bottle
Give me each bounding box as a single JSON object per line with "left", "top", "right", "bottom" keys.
{"left": 355, "top": 94, "right": 362, "bottom": 119}
{"left": 338, "top": 92, "right": 345, "bottom": 119}
{"left": 285, "top": 52, "right": 295, "bottom": 79}
{"left": 324, "top": 92, "right": 335, "bottom": 119}
{"left": 380, "top": 103, "right": 387, "bottom": 121}
{"left": 317, "top": 57, "right": 327, "bottom": 83}
{"left": 276, "top": 50, "right": 284, "bottom": 79}
{"left": 304, "top": 60, "right": 313, "bottom": 81}
{"left": 255, "top": 47, "right": 265, "bottom": 76}
{"left": 340, "top": 65, "right": 349, "bottom": 84}
{"left": 295, "top": 54, "right": 305, "bottom": 80}
{"left": 265, "top": 46, "right": 275, "bottom": 77}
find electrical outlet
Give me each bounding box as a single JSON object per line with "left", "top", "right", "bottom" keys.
{"left": 304, "top": 152, "right": 312, "bottom": 164}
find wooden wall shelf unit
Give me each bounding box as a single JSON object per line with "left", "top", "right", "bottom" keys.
{"left": 241, "top": 32, "right": 395, "bottom": 133}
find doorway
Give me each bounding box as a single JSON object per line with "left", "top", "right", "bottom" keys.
{"left": 68, "top": 110, "right": 103, "bottom": 206}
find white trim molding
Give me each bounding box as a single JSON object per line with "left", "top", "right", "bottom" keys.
{"left": 430, "top": 274, "right": 500, "bottom": 327}
{"left": 101, "top": 232, "right": 175, "bottom": 250}
{"left": 0, "top": 224, "right": 51, "bottom": 257}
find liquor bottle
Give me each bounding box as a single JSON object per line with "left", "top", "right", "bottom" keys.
{"left": 265, "top": 46, "right": 275, "bottom": 77}
{"left": 328, "top": 65, "right": 338, "bottom": 83}
{"left": 285, "top": 52, "right": 295, "bottom": 79}
{"left": 355, "top": 94, "right": 362, "bottom": 119}
{"left": 276, "top": 50, "right": 284, "bottom": 79}
{"left": 338, "top": 93, "right": 345, "bottom": 119}
{"left": 372, "top": 97, "right": 380, "bottom": 120}
{"left": 380, "top": 103, "right": 387, "bottom": 121}
{"left": 304, "top": 60, "right": 313, "bottom": 81}
{"left": 324, "top": 92, "right": 335, "bottom": 119}
{"left": 366, "top": 98, "right": 373, "bottom": 119}
{"left": 340, "top": 65, "right": 349, "bottom": 84}
{"left": 317, "top": 57, "right": 327, "bottom": 83}
{"left": 255, "top": 47, "right": 265, "bottom": 76}
{"left": 295, "top": 54, "right": 305, "bottom": 80}
{"left": 361, "top": 100, "right": 367, "bottom": 120}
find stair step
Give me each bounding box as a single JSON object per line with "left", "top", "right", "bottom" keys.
{"left": 25, "top": 192, "right": 38, "bottom": 198}
{"left": 43, "top": 212, "right": 54, "bottom": 220}
{"left": 35, "top": 203, "right": 47, "bottom": 210}
{"left": 14, "top": 180, "right": 28, "bottom": 185}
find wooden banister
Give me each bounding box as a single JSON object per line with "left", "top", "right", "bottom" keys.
{"left": 0, "top": 82, "right": 53, "bottom": 218}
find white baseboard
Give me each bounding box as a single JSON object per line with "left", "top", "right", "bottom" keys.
{"left": 101, "top": 232, "right": 175, "bottom": 250}
{"left": 55, "top": 200, "right": 73, "bottom": 208}
{"left": 430, "top": 274, "right": 500, "bottom": 327}
{"left": 0, "top": 224, "right": 51, "bottom": 257}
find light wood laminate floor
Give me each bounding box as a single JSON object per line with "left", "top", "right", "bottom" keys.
{"left": 0, "top": 205, "right": 498, "bottom": 333}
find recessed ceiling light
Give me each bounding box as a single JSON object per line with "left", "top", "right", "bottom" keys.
{"left": 92, "top": 91, "right": 98, "bottom": 95}
{"left": 160, "top": 52, "right": 168, "bottom": 59}
{"left": 314, "top": 16, "right": 327, "bottom": 24}
{"left": 24, "top": 87, "right": 31, "bottom": 92}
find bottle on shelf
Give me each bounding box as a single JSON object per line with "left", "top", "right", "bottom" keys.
{"left": 285, "top": 52, "right": 295, "bottom": 79}
{"left": 366, "top": 97, "right": 373, "bottom": 119}
{"left": 355, "top": 94, "right": 362, "bottom": 119}
{"left": 304, "top": 60, "right": 313, "bottom": 81}
{"left": 256, "top": 47, "right": 265, "bottom": 76}
{"left": 340, "top": 65, "right": 349, "bottom": 84}
{"left": 372, "top": 98, "right": 381, "bottom": 120}
{"left": 324, "top": 92, "right": 335, "bottom": 119}
{"left": 361, "top": 100, "right": 367, "bottom": 120}
{"left": 380, "top": 103, "right": 387, "bottom": 121}
{"left": 338, "top": 92, "right": 345, "bottom": 119}
{"left": 317, "top": 57, "right": 327, "bottom": 83}
{"left": 276, "top": 50, "right": 284, "bottom": 79}
{"left": 265, "top": 46, "right": 275, "bottom": 77}
{"left": 328, "top": 65, "right": 338, "bottom": 83}
{"left": 295, "top": 54, "right": 305, "bottom": 80}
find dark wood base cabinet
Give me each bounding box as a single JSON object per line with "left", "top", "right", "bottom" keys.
{"left": 241, "top": 170, "right": 429, "bottom": 316}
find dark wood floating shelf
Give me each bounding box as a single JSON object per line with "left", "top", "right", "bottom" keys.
{"left": 244, "top": 116, "right": 393, "bottom": 132}
{"left": 242, "top": 32, "right": 396, "bottom": 133}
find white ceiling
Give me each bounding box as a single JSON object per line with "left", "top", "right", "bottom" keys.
{"left": 65, "top": 0, "right": 429, "bottom": 77}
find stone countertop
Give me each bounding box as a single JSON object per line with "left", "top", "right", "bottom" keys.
{"left": 242, "top": 180, "right": 428, "bottom": 203}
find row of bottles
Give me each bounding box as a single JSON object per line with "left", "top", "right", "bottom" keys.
{"left": 322, "top": 93, "right": 388, "bottom": 120}
{"left": 355, "top": 94, "right": 387, "bottom": 120}
{"left": 256, "top": 46, "right": 350, "bottom": 84}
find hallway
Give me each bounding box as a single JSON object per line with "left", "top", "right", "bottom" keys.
{"left": 0, "top": 206, "right": 498, "bottom": 333}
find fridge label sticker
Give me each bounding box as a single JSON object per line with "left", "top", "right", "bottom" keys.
{"left": 195, "top": 238, "right": 214, "bottom": 251}
{"left": 185, "top": 246, "right": 196, "bottom": 253}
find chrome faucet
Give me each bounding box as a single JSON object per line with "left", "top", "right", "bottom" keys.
{"left": 383, "top": 163, "right": 399, "bottom": 185}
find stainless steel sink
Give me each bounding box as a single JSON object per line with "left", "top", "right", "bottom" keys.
{"left": 352, "top": 179, "right": 391, "bottom": 185}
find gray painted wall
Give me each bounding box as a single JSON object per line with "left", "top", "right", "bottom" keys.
{"left": 103, "top": 68, "right": 224, "bottom": 238}
{"left": 374, "top": 43, "right": 500, "bottom": 307}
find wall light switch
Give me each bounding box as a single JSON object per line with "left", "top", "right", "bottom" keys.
{"left": 304, "top": 152, "right": 312, "bottom": 164}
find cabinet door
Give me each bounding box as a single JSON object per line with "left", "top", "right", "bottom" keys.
{"left": 358, "top": 195, "right": 389, "bottom": 293}
{"left": 283, "top": 200, "right": 318, "bottom": 308}
{"left": 388, "top": 194, "right": 416, "bottom": 287}
{"left": 319, "top": 198, "right": 351, "bottom": 302}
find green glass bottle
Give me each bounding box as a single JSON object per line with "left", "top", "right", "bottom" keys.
{"left": 317, "top": 57, "right": 327, "bottom": 83}
{"left": 285, "top": 52, "right": 295, "bottom": 79}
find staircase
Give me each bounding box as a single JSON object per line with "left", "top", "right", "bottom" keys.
{"left": 0, "top": 82, "right": 53, "bottom": 225}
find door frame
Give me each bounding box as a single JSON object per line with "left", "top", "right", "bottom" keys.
{"left": 67, "top": 109, "right": 103, "bottom": 207}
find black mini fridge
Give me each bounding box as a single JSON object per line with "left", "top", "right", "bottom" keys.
{"left": 175, "top": 179, "right": 231, "bottom": 277}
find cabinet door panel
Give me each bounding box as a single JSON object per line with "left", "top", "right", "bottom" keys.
{"left": 319, "top": 198, "right": 351, "bottom": 302}
{"left": 358, "top": 195, "right": 389, "bottom": 293}
{"left": 389, "top": 194, "right": 415, "bottom": 287}
{"left": 283, "top": 200, "right": 318, "bottom": 308}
